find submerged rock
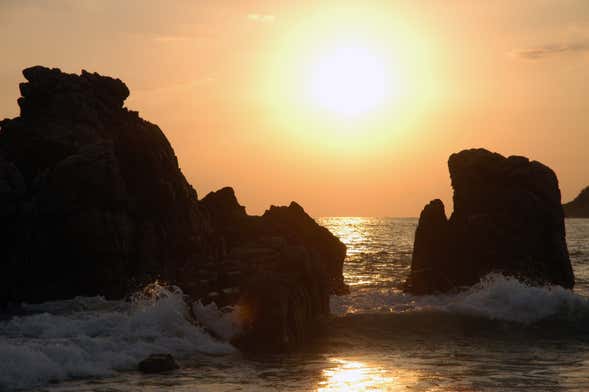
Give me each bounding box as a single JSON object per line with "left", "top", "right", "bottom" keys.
{"left": 563, "top": 186, "right": 589, "bottom": 218}
{"left": 405, "top": 148, "right": 574, "bottom": 294}
{"left": 138, "top": 354, "right": 179, "bottom": 374}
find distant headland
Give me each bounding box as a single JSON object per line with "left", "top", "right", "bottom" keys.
{"left": 563, "top": 186, "right": 589, "bottom": 218}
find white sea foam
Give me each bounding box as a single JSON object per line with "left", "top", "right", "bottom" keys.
{"left": 331, "top": 273, "right": 589, "bottom": 323}
{"left": 0, "top": 283, "right": 234, "bottom": 391}
{"left": 192, "top": 301, "right": 244, "bottom": 341}
{"left": 444, "top": 274, "right": 589, "bottom": 323}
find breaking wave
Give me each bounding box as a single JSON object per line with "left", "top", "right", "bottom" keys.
{"left": 331, "top": 273, "right": 589, "bottom": 324}
{"left": 0, "top": 283, "right": 235, "bottom": 391}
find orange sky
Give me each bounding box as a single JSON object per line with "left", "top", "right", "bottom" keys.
{"left": 1, "top": 1, "right": 588, "bottom": 216}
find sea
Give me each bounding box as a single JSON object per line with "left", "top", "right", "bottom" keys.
{"left": 1, "top": 217, "right": 588, "bottom": 392}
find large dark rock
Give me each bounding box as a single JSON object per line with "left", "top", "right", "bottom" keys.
{"left": 0, "top": 66, "right": 347, "bottom": 351}
{"left": 0, "top": 66, "right": 216, "bottom": 304}
{"left": 261, "top": 203, "right": 348, "bottom": 296}
{"left": 563, "top": 186, "right": 589, "bottom": 218}
{"left": 405, "top": 148, "right": 574, "bottom": 294}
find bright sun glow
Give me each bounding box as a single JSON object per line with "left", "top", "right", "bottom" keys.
{"left": 260, "top": 10, "right": 430, "bottom": 151}
{"left": 308, "top": 46, "right": 391, "bottom": 117}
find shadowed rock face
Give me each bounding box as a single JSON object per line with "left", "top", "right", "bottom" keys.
{"left": 405, "top": 148, "right": 574, "bottom": 294}
{"left": 563, "top": 187, "right": 589, "bottom": 218}
{"left": 200, "top": 188, "right": 347, "bottom": 351}
{"left": 0, "top": 66, "right": 347, "bottom": 352}
{"left": 407, "top": 199, "right": 451, "bottom": 294}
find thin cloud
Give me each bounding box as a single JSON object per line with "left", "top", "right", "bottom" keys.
{"left": 247, "top": 13, "right": 275, "bottom": 23}
{"left": 517, "top": 42, "right": 589, "bottom": 60}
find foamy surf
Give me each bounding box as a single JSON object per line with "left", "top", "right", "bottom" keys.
{"left": 331, "top": 273, "right": 589, "bottom": 324}
{"left": 192, "top": 301, "right": 244, "bottom": 341}
{"left": 0, "top": 283, "right": 235, "bottom": 391}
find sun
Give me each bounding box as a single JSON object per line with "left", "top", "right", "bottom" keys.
{"left": 308, "top": 45, "right": 391, "bottom": 117}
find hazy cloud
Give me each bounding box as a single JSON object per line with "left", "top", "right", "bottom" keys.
{"left": 133, "top": 78, "right": 216, "bottom": 95}
{"left": 153, "top": 35, "right": 192, "bottom": 43}
{"left": 517, "top": 41, "right": 589, "bottom": 59}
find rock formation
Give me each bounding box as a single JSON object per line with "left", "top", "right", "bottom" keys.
{"left": 563, "top": 186, "right": 589, "bottom": 218}
{"left": 0, "top": 66, "right": 347, "bottom": 351}
{"left": 200, "top": 187, "right": 347, "bottom": 351}
{"left": 405, "top": 148, "right": 574, "bottom": 294}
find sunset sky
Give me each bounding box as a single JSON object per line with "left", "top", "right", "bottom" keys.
{"left": 1, "top": 0, "right": 588, "bottom": 216}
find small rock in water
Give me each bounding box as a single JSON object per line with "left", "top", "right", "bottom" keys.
{"left": 138, "top": 354, "right": 179, "bottom": 374}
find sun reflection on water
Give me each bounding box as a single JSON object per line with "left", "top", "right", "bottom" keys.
{"left": 325, "top": 217, "right": 370, "bottom": 254}
{"left": 317, "top": 358, "right": 407, "bottom": 391}
{"left": 318, "top": 217, "right": 417, "bottom": 290}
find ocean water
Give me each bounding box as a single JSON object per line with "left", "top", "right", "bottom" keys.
{"left": 2, "top": 218, "right": 589, "bottom": 392}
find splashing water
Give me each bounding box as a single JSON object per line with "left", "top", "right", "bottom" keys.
{"left": 330, "top": 273, "right": 589, "bottom": 323}
{"left": 0, "top": 282, "right": 234, "bottom": 391}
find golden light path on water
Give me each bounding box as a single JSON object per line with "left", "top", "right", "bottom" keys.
{"left": 318, "top": 217, "right": 417, "bottom": 290}
{"left": 315, "top": 218, "right": 426, "bottom": 391}
{"left": 319, "top": 218, "right": 370, "bottom": 287}
{"left": 327, "top": 217, "right": 369, "bottom": 254}
{"left": 317, "top": 358, "right": 423, "bottom": 392}
{"left": 315, "top": 219, "right": 418, "bottom": 391}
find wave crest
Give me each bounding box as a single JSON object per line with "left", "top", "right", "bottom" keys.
{"left": 0, "top": 282, "right": 234, "bottom": 391}
{"left": 331, "top": 273, "right": 589, "bottom": 324}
